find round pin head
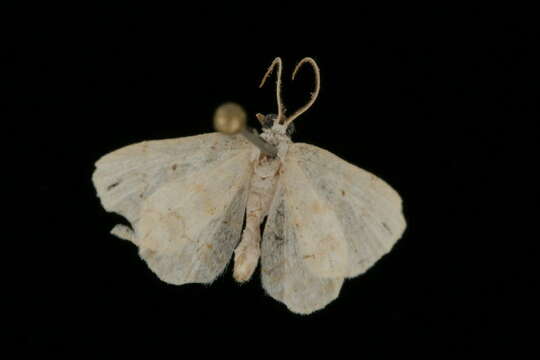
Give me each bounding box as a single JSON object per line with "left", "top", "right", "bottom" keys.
{"left": 213, "top": 102, "right": 247, "bottom": 135}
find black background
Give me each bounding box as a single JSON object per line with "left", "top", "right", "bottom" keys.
{"left": 6, "top": 4, "right": 538, "bottom": 356}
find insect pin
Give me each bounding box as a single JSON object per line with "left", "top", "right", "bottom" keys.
{"left": 93, "top": 57, "right": 406, "bottom": 314}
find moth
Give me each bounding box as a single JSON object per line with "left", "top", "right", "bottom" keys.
{"left": 92, "top": 57, "right": 406, "bottom": 314}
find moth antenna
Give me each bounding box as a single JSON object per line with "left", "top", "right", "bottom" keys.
{"left": 259, "top": 57, "right": 285, "bottom": 123}
{"left": 284, "top": 57, "right": 321, "bottom": 126}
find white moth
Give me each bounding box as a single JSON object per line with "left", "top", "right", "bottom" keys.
{"left": 92, "top": 57, "right": 406, "bottom": 314}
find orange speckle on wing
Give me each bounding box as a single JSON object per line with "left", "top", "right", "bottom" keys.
{"left": 194, "top": 183, "right": 204, "bottom": 192}
{"left": 311, "top": 202, "right": 325, "bottom": 214}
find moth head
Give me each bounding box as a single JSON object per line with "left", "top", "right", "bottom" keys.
{"left": 258, "top": 57, "right": 320, "bottom": 134}
{"left": 256, "top": 113, "right": 295, "bottom": 136}
{"left": 212, "top": 58, "right": 319, "bottom": 157}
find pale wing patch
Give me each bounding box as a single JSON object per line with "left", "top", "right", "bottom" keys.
{"left": 289, "top": 143, "right": 406, "bottom": 278}
{"left": 283, "top": 161, "right": 349, "bottom": 278}
{"left": 136, "top": 150, "right": 253, "bottom": 285}
{"left": 261, "top": 183, "right": 344, "bottom": 315}
{"left": 92, "top": 133, "right": 251, "bottom": 225}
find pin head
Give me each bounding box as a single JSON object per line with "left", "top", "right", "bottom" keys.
{"left": 213, "top": 102, "right": 247, "bottom": 135}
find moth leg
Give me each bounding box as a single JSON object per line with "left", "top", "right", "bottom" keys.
{"left": 111, "top": 224, "right": 136, "bottom": 244}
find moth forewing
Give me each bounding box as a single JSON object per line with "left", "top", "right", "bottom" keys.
{"left": 287, "top": 143, "right": 406, "bottom": 279}
{"left": 136, "top": 150, "right": 254, "bottom": 285}
{"left": 92, "top": 133, "right": 255, "bottom": 285}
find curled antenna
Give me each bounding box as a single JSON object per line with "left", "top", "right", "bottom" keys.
{"left": 259, "top": 57, "right": 285, "bottom": 123}
{"left": 284, "top": 57, "right": 320, "bottom": 126}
